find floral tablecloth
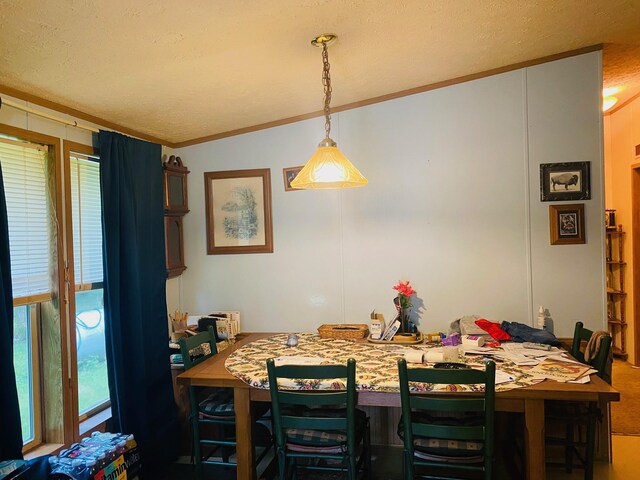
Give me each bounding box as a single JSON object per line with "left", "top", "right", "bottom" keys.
{"left": 225, "top": 333, "right": 544, "bottom": 393}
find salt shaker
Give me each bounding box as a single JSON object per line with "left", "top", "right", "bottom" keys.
{"left": 286, "top": 333, "right": 299, "bottom": 347}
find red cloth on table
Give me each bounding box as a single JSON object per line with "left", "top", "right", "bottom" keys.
{"left": 475, "top": 319, "right": 512, "bottom": 341}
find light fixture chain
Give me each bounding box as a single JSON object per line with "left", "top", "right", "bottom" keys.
{"left": 322, "top": 42, "right": 332, "bottom": 139}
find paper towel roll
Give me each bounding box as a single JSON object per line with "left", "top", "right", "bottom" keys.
{"left": 425, "top": 351, "right": 445, "bottom": 363}
{"left": 404, "top": 350, "right": 424, "bottom": 364}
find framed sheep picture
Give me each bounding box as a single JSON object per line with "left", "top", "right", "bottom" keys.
{"left": 540, "top": 161, "right": 590, "bottom": 201}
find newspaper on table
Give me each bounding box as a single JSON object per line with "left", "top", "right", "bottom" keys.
{"left": 528, "top": 357, "right": 594, "bottom": 382}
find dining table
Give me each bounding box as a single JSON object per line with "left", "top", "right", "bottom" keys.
{"left": 177, "top": 332, "right": 620, "bottom": 480}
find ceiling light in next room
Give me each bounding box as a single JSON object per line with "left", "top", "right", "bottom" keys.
{"left": 291, "top": 34, "right": 368, "bottom": 190}
{"left": 603, "top": 96, "right": 618, "bottom": 112}
{"left": 602, "top": 86, "right": 624, "bottom": 113}
{"left": 603, "top": 87, "right": 622, "bottom": 97}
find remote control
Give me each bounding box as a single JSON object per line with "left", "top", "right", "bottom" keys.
{"left": 522, "top": 342, "right": 551, "bottom": 351}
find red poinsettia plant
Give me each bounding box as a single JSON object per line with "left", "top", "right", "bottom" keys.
{"left": 393, "top": 280, "right": 416, "bottom": 310}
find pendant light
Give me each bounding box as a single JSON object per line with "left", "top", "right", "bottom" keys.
{"left": 290, "top": 34, "right": 368, "bottom": 190}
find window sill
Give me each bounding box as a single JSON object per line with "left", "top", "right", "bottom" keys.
{"left": 24, "top": 443, "right": 64, "bottom": 460}
{"left": 79, "top": 407, "right": 112, "bottom": 437}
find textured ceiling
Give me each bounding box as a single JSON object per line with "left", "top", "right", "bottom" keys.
{"left": 0, "top": 0, "right": 639, "bottom": 145}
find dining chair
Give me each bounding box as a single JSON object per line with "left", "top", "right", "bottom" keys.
{"left": 179, "top": 327, "right": 271, "bottom": 479}
{"left": 266, "top": 357, "right": 371, "bottom": 480}
{"left": 397, "top": 359, "right": 496, "bottom": 480}
{"left": 546, "top": 321, "right": 612, "bottom": 480}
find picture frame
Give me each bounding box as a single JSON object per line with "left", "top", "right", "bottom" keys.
{"left": 540, "top": 161, "right": 590, "bottom": 201}
{"left": 204, "top": 168, "right": 273, "bottom": 255}
{"left": 283, "top": 165, "right": 304, "bottom": 191}
{"left": 549, "top": 204, "right": 585, "bottom": 245}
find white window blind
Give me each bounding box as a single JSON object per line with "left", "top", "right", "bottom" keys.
{"left": 0, "top": 138, "right": 50, "bottom": 298}
{"left": 70, "top": 155, "right": 103, "bottom": 287}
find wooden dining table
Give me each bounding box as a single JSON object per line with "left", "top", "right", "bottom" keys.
{"left": 177, "top": 332, "right": 620, "bottom": 480}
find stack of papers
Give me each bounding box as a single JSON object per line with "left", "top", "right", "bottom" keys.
{"left": 495, "top": 370, "right": 515, "bottom": 384}
{"left": 529, "top": 358, "right": 594, "bottom": 382}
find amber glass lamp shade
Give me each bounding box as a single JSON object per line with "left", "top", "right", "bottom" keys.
{"left": 291, "top": 138, "right": 368, "bottom": 190}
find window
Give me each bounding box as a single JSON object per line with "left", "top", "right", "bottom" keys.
{"left": 1, "top": 125, "right": 111, "bottom": 452}
{"left": 1, "top": 137, "right": 48, "bottom": 451}
{"left": 68, "top": 150, "right": 109, "bottom": 419}
{"left": 12, "top": 304, "right": 41, "bottom": 449}
{"left": 1, "top": 138, "right": 50, "bottom": 301}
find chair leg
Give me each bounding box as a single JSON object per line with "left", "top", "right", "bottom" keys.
{"left": 364, "top": 420, "right": 372, "bottom": 480}
{"left": 276, "top": 447, "right": 287, "bottom": 480}
{"left": 403, "top": 449, "right": 414, "bottom": 480}
{"left": 565, "top": 421, "right": 574, "bottom": 473}
{"left": 192, "top": 416, "right": 203, "bottom": 480}
{"left": 348, "top": 453, "right": 357, "bottom": 480}
{"left": 585, "top": 403, "right": 597, "bottom": 480}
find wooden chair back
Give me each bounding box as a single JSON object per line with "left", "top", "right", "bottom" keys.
{"left": 266, "top": 358, "right": 357, "bottom": 455}
{"left": 571, "top": 321, "right": 612, "bottom": 383}
{"left": 397, "top": 359, "right": 496, "bottom": 479}
{"left": 178, "top": 326, "right": 218, "bottom": 370}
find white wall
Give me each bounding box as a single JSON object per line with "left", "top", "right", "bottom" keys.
{"left": 176, "top": 52, "right": 605, "bottom": 338}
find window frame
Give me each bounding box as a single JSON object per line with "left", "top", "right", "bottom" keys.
{"left": 63, "top": 140, "right": 111, "bottom": 437}
{"left": 0, "top": 122, "right": 70, "bottom": 453}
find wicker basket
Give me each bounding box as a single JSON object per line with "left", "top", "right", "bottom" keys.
{"left": 317, "top": 324, "right": 369, "bottom": 340}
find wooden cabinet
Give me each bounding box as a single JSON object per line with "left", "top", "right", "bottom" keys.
{"left": 163, "top": 156, "right": 189, "bottom": 278}
{"left": 606, "top": 224, "right": 627, "bottom": 359}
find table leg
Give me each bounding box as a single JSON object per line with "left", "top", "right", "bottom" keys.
{"left": 596, "top": 399, "right": 612, "bottom": 462}
{"left": 524, "top": 399, "right": 545, "bottom": 480}
{"left": 234, "top": 387, "right": 255, "bottom": 480}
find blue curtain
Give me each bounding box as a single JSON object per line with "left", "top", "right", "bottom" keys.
{"left": 0, "top": 161, "right": 23, "bottom": 460}
{"left": 99, "top": 131, "right": 178, "bottom": 473}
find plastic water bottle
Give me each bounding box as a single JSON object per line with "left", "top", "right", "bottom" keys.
{"left": 85, "top": 458, "right": 97, "bottom": 477}
{"left": 116, "top": 440, "right": 127, "bottom": 455}
{"left": 537, "top": 306, "right": 546, "bottom": 330}
{"left": 125, "top": 434, "right": 136, "bottom": 450}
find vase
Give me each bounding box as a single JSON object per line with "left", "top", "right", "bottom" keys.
{"left": 399, "top": 308, "right": 410, "bottom": 334}
{"left": 394, "top": 296, "right": 413, "bottom": 335}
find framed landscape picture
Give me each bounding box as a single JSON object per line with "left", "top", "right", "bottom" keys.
{"left": 549, "top": 204, "right": 585, "bottom": 245}
{"left": 540, "top": 161, "right": 591, "bottom": 201}
{"left": 204, "top": 168, "right": 273, "bottom": 254}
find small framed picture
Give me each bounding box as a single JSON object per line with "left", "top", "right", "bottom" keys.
{"left": 204, "top": 168, "right": 273, "bottom": 255}
{"left": 549, "top": 204, "right": 585, "bottom": 245}
{"left": 540, "top": 162, "right": 591, "bottom": 201}
{"left": 283, "top": 166, "right": 304, "bottom": 191}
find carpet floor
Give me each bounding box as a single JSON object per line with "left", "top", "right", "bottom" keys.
{"left": 611, "top": 359, "right": 640, "bottom": 435}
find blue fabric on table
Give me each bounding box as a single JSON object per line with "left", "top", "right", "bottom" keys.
{"left": 500, "top": 321, "right": 561, "bottom": 346}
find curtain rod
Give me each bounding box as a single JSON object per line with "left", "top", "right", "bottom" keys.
{"left": 0, "top": 96, "right": 99, "bottom": 133}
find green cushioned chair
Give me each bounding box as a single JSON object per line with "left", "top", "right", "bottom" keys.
{"left": 180, "top": 327, "right": 271, "bottom": 479}
{"left": 397, "top": 359, "right": 496, "bottom": 479}
{"left": 266, "top": 357, "right": 371, "bottom": 480}
{"left": 546, "top": 321, "right": 612, "bottom": 480}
